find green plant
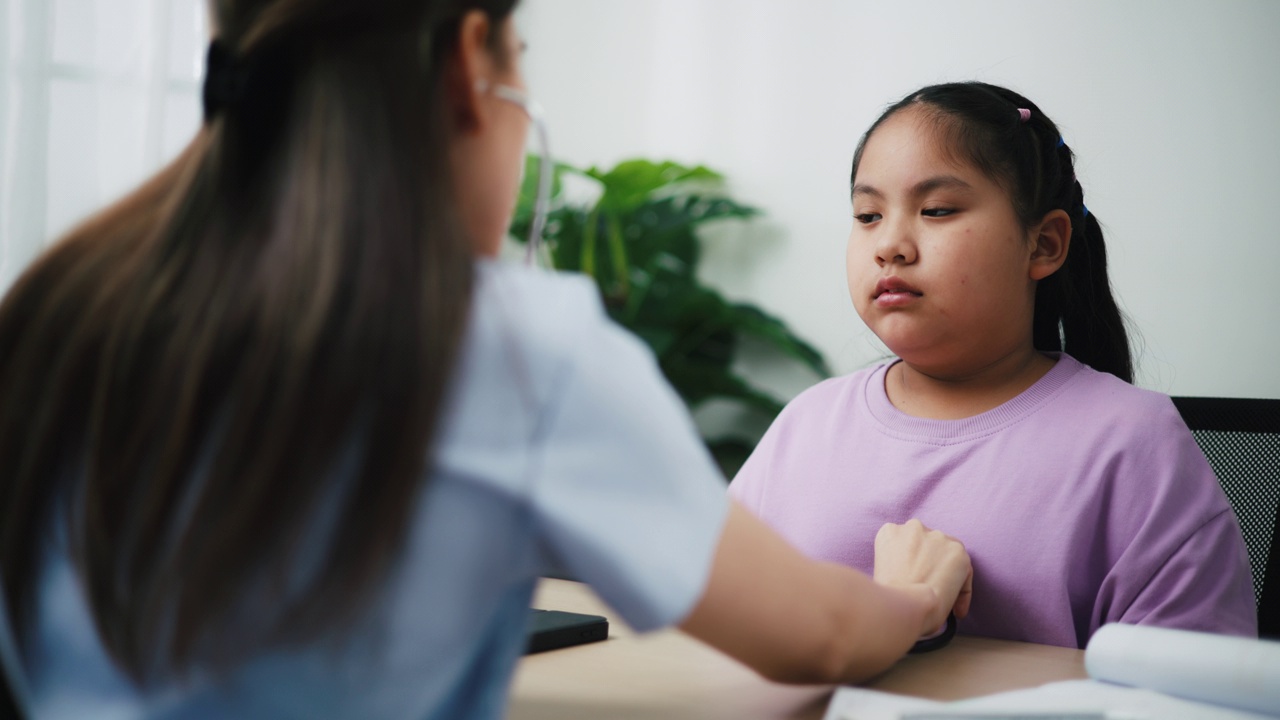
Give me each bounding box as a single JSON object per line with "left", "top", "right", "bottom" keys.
{"left": 509, "top": 158, "right": 830, "bottom": 477}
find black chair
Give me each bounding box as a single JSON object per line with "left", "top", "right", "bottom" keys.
{"left": 1172, "top": 396, "right": 1280, "bottom": 638}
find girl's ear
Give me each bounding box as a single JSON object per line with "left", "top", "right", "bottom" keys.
{"left": 442, "top": 10, "right": 496, "bottom": 133}
{"left": 1029, "top": 209, "right": 1071, "bottom": 281}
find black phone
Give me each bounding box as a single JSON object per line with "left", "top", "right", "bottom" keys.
{"left": 525, "top": 608, "right": 609, "bottom": 654}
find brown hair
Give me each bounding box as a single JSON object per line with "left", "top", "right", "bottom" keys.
{"left": 0, "top": 0, "right": 517, "bottom": 682}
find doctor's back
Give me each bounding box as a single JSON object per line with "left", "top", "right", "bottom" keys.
{"left": 0, "top": 2, "right": 976, "bottom": 717}
{"left": 0, "top": 0, "right": 731, "bottom": 716}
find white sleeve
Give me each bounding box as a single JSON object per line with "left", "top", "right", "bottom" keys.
{"left": 526, "top": 287, "right": 730, "bottom": 633}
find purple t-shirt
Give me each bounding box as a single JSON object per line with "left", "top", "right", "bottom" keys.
{"left": 729, "top": 354, "right": 1256, "bottom": 648}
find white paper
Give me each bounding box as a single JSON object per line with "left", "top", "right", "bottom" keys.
{"left": 826, "top": 625, "right": 1280, "bottom": 720}
{"left": 824, "top": 686, "right": 941, "bottom": 720}
{"left": 1085, "top": 624, "right": 1280, "bottom": 717}
{"left": 829, "top": 680, "right": 1275, "bottom": 720}
{"left": 954, "top": 679, "right": 1274, "bottom": 719}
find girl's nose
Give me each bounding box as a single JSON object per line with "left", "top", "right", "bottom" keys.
{"left": 874, "top": 220, "right": 917, "bottom": 266}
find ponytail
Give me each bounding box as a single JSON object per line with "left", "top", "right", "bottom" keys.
{"left": 1035, "top": 207, "right": 1133, "bottom": 382}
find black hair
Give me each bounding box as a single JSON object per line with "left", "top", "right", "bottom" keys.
{"left": 850, "top": 81, "right": 1133, "bottom": 383}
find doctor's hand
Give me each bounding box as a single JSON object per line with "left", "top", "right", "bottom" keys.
{"left": 872, "top": 519, "right": 973, "bottom": 636}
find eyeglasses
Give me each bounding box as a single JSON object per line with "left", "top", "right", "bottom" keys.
{"left": 482, "top": 82, "right": 551, "bottom": 267}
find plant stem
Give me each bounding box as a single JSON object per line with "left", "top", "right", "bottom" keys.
{"left": 606, "top": 211, "right": 630, "bottom": 300}
{"left": 580, "top": 205, "right": 600, "bottom": 277}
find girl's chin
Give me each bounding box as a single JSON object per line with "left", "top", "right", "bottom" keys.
{"left": 872, "top": 332, "right": 936, "bottom": 361}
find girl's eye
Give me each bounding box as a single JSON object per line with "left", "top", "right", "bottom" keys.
{"left": 922, "top": 207, "right": 956, "bottom": 217}
{"left": 854, "top": 213, "right": 882, "bottom": 224}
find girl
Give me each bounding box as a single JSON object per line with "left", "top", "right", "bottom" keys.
{"left": 729, "top": 82, "right": 1256, "bottom": 649}
{"left": 0, "top": 2, "right": 970, "bottom": 718}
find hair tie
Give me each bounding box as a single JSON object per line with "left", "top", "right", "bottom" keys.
{"left": 1017, "top": 108, "right": 1031, "bottom": 123}
{"left": 1082, "top": 205, "right": 1090, "bottom": 219}
{"left": 202, "top": 40, "right": 241, "bottom": 121}
{"left": 1056, "top": 136, "right": 1066, "bottom": 148}
{"left": 201, "top": 39, "right": 296, "bottom": 124}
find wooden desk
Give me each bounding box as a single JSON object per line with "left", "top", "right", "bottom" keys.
{"left": 508, "top": 579, "right": 1087, "bottom": 720}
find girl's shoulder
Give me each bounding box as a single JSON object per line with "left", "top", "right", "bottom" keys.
{"left": 1055, "top": 355, "right": 1183, "bottom": 427}
{"left": 1049, "top": 356, "right": 1204, "bottom": 477}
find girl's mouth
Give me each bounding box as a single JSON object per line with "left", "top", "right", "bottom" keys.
{"left": 874, "top": 277, "right": 923, "bottom": 305}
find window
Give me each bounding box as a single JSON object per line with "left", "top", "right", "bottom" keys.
{"left": 0, "top": 0, "right": 204, "bottom": 288}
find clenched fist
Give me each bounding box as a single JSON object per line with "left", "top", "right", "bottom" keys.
{"left": 873, "top": 519, "right": 973, "bottom": 635}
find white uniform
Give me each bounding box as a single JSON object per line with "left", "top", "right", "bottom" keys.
{"left": 0, "top": 260, "right": 731, "bottom": 719}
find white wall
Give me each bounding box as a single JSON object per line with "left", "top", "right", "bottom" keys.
{"left": 3, "top": 1, "right": 1276, "bottom": 401}
{"left": 517, "top": 0, "right": 1280, "bottom": 400}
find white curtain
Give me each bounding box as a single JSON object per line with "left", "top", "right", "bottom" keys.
{"left": 0, "top": 0, "right": 205, "bottom": 290}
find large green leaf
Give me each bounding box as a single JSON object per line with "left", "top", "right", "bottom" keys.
{"left": 617, "top": 195, "right": 758, "bottom": 276}
{"left": 589, "top": 160, "right": 723, "bottom": 213}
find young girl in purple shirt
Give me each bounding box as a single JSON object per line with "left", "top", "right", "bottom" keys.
{"left": 729, "top": 82, "right": 1256, "bottom": 648}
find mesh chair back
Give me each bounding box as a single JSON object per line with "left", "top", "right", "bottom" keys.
{"left": 1172, "top": 396, "right": 1280, "bottom": 638}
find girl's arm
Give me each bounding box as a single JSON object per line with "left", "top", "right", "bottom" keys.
{"left": 678, "top": 502, "right": 971, "bottom": 684}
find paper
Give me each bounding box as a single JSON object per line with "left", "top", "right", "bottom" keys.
{"left": 1084, "top": 624, "right": 1280, "bottom": 717}
{"left": 823, "top": 686, "right": 941, "bottom": 720}
{"left": 827, "top": 625, "right": 1280, "bottom": 720}
{"left": 953, "top": 679, "right": 1273, "bottom": 719}
{"left": 828, "top": 680, "right": 1275, "bottom": 720}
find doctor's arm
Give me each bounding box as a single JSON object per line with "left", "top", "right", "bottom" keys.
{"left": 678, "top": 503, "right": 971, "bottom": 685}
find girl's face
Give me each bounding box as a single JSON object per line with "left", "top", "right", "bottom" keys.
{"left": 847, "top": 107, "right": 1041, "bottom": 376}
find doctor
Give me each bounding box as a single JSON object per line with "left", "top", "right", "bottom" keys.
{"left": 0, "top": 1, "right": 971, "bottom": 717}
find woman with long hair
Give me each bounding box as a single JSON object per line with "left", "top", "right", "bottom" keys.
{"left": 0, "top": 2, "right": 971, "bottom": 717}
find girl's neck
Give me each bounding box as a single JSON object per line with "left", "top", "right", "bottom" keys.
{"left": 886, "top": 349, "right": 1058, "bottom": 420}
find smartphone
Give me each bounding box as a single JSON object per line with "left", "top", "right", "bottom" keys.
{"left": 524, "top": 608, "right": 609, "bottom": 654}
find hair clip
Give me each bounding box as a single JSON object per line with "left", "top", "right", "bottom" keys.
{"left": 1083, "top": 205, "right": 1090, "bottom": 219}
{"left": 1017, "top": 108, "right": 1031, "bottom": 123}
{"left": 1056, "top": 136, "right": 1066, "bottom": 148}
